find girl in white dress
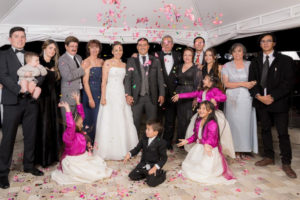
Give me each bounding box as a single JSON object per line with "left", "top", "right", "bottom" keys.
{"left": 94, "top": 42, "right": 138, "bottom": 160}
{"left": 51, "top": 93, "right": 112, "bottom": 185}
{"left": 173, "top": 75, "right": 235, "bottom": 158}
{"left": 177, "top": 101, "right": 236, "bottom": 185}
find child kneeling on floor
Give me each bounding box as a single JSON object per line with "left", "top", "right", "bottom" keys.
{"left": 51, "top": 92, "right": 112, "bottom": 185}
{"left": 124, "top": 120, "right": 167, "bottom": 187}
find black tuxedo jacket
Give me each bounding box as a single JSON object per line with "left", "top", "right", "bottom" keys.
{"left": 0, "top": 48, "right": 45, "bottom": 105}
{"left": 125, "top": 54, "right": 165, "bottom": 105}
{"left": 130, "top": 135, "right": 167, "bottom": 169}
{"left": 157, "top": 51, "right": 182, "bottom": 98}
{"left": 248, "top": 51, "right": 295, "bottom": 112}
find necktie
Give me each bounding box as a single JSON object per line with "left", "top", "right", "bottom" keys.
{"left": 196, "top": 54, "right": 200, "bottom": 64}
{"left": 15, "top": 49, "right": 25, "bottom": 54}
{"left": 163, "top": 52, "right": 172, "bottom": 56}
{"left": 260, "top": 55, "right": 269, "bottom": 89}
{"left": 73, "top": 56, "right": 80, "bottom": 68}
{"left": 142, "top": 56, "right": 146, "bottom": 64}
{"left": 142, "top": 56, "right": 149, "bottom": 74}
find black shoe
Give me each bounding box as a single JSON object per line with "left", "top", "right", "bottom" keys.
{"left": 0, "top": 176, "right": 10, "bottom": 189}
{"left": 24, "top": 167, "right": 44, "bottom": 176}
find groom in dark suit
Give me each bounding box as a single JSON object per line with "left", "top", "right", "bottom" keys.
{"left": 125, "top": 38, "right": 165, "bottom": 133}
{"left": 0, "top": 27, "right": 44, "bottom": 189}
{"left": 248, "top": 33, "right": 296, "bottom": 178}
{"left": 156, "top": 35, "right": 181, "bottom": 150}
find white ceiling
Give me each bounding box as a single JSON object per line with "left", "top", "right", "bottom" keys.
{"left": 0, "top": 0, "right": 300, "bottom": 47}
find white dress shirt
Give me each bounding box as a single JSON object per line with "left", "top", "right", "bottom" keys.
{"left": 148, "top": 136, "right": 157, "bottom": 146}
{"left": 12, "top": 47, "right": 24, "bottom": 65}
{"left": 163, "top": 53, "right": 174, "bottom": 75}
{"left": 194, "top": 51, "right": 204, "bottom": 65}
{"left": 129, "top": 136, "right": 161, "bottom": 170}
{"left": 263, "top": 50, "right": 275, "bottom": 67}
{"left": 139, "top": 54, "right": 149, "bottom": 65}
{"left": 67, "top": 52, "right": 83, "bottom": 89}
{"left": 147, "top": 136, "right": 160, "bottom": 170}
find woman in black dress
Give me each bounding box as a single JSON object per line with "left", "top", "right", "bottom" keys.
{"left": 175, "top": 47, "right": 200, "bottom": 143}
{"left": 202, "top": 48, "right": 222, "bottom": 79}
{"left": 35, "top": 39, "right": 63, "bottom": 167}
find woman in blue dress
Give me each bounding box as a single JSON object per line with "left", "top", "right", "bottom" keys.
{"left": 222, "top": 43, "right": 258, "bottom": 159}
{"left": 82, "top": 40, "right": 104, "bottom": 143}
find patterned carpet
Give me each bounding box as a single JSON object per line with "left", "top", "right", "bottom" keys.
{"left": 0, "top": 127, "right": 299, "bottom": 200}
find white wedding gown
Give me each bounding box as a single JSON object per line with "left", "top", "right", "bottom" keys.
{"left": 94, "top": 67, "right": 138, "bottom": 160}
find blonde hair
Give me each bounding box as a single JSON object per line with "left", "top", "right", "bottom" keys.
{"left": 25, "top": 52, "right": 39, "bottom": 63}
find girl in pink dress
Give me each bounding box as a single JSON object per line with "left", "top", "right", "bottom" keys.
{"left": 51, "top": 93, "right": 112, "bottom": 185}
{"left": 177, "top": 101, "right": 235, "bottom": 185}
{"left": 173, "top": 75, "right": 235, "bottom": 158}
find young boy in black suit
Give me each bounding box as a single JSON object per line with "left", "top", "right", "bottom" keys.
{"left": 124, "top": 120, "right": 167, "bottom": 187}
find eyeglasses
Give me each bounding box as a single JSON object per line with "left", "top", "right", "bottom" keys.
{"left": 260, "top": 40, "right": 273, "bottom": 44}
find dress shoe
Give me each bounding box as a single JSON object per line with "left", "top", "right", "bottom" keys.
{"left": 282, "top": 165, "right": 297, "bottom": 178}
{"left": 0, "top": 177, "right": 10, "bottom": 189}
{"left": 24, "top": 167, "right": 44, "bottom": 176}
{"left": 255, "top": 157, "right": 275, "bottom": 166}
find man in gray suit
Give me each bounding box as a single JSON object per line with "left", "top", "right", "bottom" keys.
{"left": 58, "top": 36, "right": 85, "bottom": 121}
{"left": 125, "top": 38, "right": 165, "bottom": 133}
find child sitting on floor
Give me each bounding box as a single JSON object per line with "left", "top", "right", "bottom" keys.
{"left": 177, "top": 101, "right": 236, "bottom": 185}
{"left": 124, "top": 120, "right": 167, "bottom": 187}
{"left": 51, "top": 92, "right": 112, "bottom": 185}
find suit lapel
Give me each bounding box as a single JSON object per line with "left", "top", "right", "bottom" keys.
{"left": 66, "top": 53, "right": 76, "bottom": 68}
{"left": 257, "top": 52, "right": 264, "bottom": 76}
{"left": 170, "top": 52, "right": 178, "bottom": 76}
{"left": 148, "top": 55, "right": 154, "bottom": 73}
{"left": 159, "top": 52, "right": 168, "bottom": 77}
{"left": 134, "top": 56, "right": 142, "bottom": 77}
{"left": 8, "top": 48, "right": 22, "bottom": 70}
{"left": 147, "top": 137, "right": 159, "bottom": 149}
{"left": 269, "top": 52, "right": 278, "bottom": 71}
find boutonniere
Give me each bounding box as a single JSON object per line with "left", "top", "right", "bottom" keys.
{"left": 275, "top": 67, "right": 277, "bottom": 72}
{"left": 128, "top": 67, "right": 134, "bottom": 71}
{"left": 144, "top": 60, "right": 152, "bottom": 67}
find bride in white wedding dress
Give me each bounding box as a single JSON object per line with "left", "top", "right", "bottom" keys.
{"left": 94, "top": 42, "right": 138, "bottom": 160}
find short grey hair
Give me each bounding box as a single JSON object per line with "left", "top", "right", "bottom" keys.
{"left": 230, "top": 43, "right": 247, "bottom": 55}
{"left": 161, "top": 35, "right": 174, "bottom": 44}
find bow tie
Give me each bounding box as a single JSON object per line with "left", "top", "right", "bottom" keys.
{"left": 14, "top": 49, "right": 25, "bottom": 54}
{"left": 163, "top": 52, "right": 172, "bottom": 56}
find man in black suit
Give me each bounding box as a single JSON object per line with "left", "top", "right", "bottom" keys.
{"left": 156, "top": 35, "right": 181, "bottom": 150}
{"left": 124, "top": 120, "right": 167, "bottom": 187}
{"left": 0, "top": 27, "right": 44, "bottom": 189}
{"left": 125, "top": 38, "right": 165, "bottom": 133}
{"left": 248, "top": 33, "right": 297, "bottom": 178}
